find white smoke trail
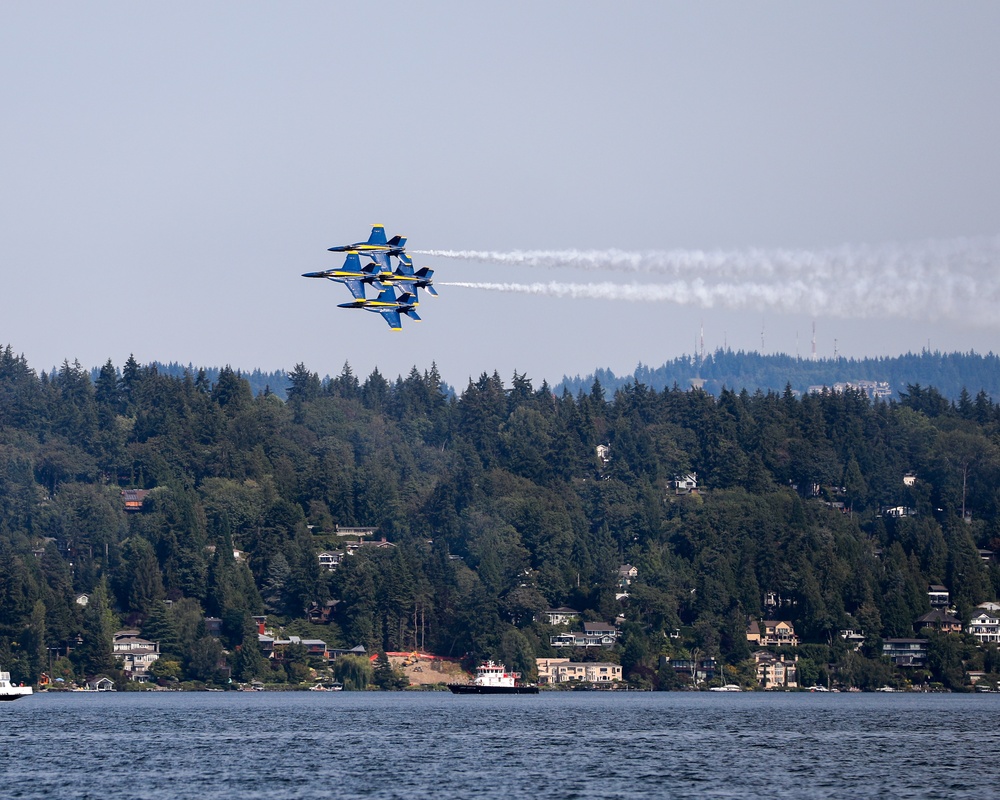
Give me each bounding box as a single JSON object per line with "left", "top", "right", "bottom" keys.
{"left": 440, "top": 274, "right": 998, "bottom": 324}
{"left": 415, "top": 236, "right": 1000, "bottom": 280}
{"left": 424, "top": 236, "right": 1000, "bottom": 324}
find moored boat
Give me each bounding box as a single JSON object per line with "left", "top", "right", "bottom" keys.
{"left": 0, "top": 670, "right": 33, "bottom": 701}
{"left": 448, "top": 661, "right": 539, "bottom": 694}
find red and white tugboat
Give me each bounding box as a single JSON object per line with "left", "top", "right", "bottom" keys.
{"left": 447, "top": 661, "right": 539, "bottom": 694}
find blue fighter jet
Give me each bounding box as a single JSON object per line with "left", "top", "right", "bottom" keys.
{"left": 327, "top": 225, "right": 407, "bottom": 257}
{"left": 337, "top": 286, "right": 420, "bottom": 331}
{"left": 301, "top": 251, "right": 381, "bottom": 300}
{"left": 370, "top": 252, "right": 438, "bottom": 298}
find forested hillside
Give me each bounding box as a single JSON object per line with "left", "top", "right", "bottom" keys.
{"left": 2, "top": 345, "right": 999, "bottom": 690}
{"left": 558, "top": 349, "right": 1000, "bottom": 402}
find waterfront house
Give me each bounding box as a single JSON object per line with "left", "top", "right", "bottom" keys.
{"left": 113, "top": 631, "right": 160, "bottom": 680}
{"left": 536, "top": 658, "right": 623, "bottom": 685}
{"left": 327, "top": 644, "right": 367, "bottom": 661}
{"left": 301, "top": 639, "right": 329, "bottom": 659}
{"left": 753, "top": 651, "right": 798, "bottom": 689}
{"left": 660, "top": 656, "right": 717, "bottom": 683}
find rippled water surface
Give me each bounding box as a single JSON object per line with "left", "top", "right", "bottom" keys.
{"left": 2, "top": 691, "right": 998, "bottom": 799}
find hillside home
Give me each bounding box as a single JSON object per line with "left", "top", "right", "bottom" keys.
{"left": 839, "top": 629, "right": 865, "bottom": 650}
{"left": 550, "top": 622, "right": 618, "bottom": 648}
{"left": 333, "top": 525, "right": 377, "bottom": 538}
{"left": 747, "top": 620, "right": 799, "bottom": 648}
{"left": 544, "top": 608, "right": 580, "bottom": 626}
{"left": 882, "top": 639, "right": 927, "bottom": 667}
{"left": 967, "top": 610, "right": 1000, "bottom": 644}
{"left": 674, "top": 473, "right": 698, "bottom": 495}
{"left": 346, "top": 538, "right": 396, "bottom": 555}
{"left": 927, "top": 585, "right": 950, "bottom": 608}
{"left": 914, "top": 610, "right": 962, "bottom": 634}
{"left": 318, "top": 550, "right": 345, "bottom": 571}
{"left": 121, "top": 489, "right": 151, "bottom": 512}
{"left": 617, "top": 565, "right": 638, "bottom": 586}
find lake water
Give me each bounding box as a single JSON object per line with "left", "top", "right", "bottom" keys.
{"left": 2, "top": 691, "right": 998, "bottom": 799}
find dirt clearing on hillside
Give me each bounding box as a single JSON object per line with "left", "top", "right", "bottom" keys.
{"left": 387, "top": 653, "right": 469, "bottom": 686}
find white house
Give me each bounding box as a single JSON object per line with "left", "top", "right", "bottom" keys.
{"left": 550, "top": 622, "right": 618, "bottom": 648}
{"left": 967, "top": 610, "right": 1000, "bottom": 644}
{"left": 318, "top": 550, "right": 345, "bottom": 571}
{"left": 544, "top": 607, "right": 579, "bottom": 626}
{"left": 112, "top": 631, "right": 160, "bottom": 680}
{"left": 674, "top": 473, "right": 698, "bottom": 495}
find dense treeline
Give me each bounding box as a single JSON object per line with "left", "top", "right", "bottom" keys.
{"left": 2, "top": 344, "right": 1000, "bottom": 690}
{"left": 559, "top": 349, "right": 1000, "bottom": 402}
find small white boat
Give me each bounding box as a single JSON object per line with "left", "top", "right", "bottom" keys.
{"left": 0, "top": 670, "right": 33, "bottom": 701}
{"left": 708, "top": 684, "right": 743, "bottom": 692}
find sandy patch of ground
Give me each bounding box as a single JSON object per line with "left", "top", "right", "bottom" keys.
{"left": 387, "top": 653, "right": 469, "bottom": 686}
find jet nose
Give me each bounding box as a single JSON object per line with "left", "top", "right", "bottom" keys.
{"left": 302, "top": 271, "right": 327, "bottom": 278}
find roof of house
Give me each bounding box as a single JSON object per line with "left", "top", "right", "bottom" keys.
{"left": 582, "top": 621, "right": 617, "bottom": 632}
{"left": 915, "top": 610, "right": 960, "bottom": 624}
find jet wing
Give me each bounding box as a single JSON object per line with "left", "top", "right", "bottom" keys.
{"left": 379, "top": 309, "right": 403, "bottom": 330}
{"left": 341, "top": 279, "right": 367, "bottom": 300}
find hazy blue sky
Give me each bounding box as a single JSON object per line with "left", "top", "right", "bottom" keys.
{"left": 2, "top": 3, "right": 998, "bottom": 389}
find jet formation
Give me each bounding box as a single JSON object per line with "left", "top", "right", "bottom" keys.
{"left": 303, "top": 225, "right": 437, "bottom": 330}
